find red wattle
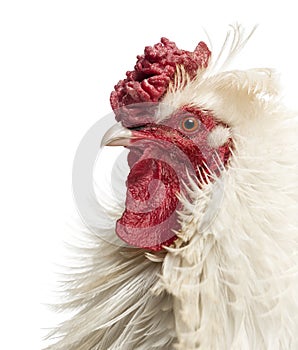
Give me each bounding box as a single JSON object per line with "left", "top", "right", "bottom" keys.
{"left": 116, "top": 158, "right": 180, "bottom": 251}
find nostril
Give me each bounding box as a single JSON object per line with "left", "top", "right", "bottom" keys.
{"left": 127, "top": 125, "right": 147, "bottom": 131}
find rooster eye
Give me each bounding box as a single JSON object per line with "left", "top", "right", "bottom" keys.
{"left": 181, "top": 116, "right": 199, "bottom": 132}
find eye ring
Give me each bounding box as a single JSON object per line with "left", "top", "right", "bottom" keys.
{"left": 181, "top": 116, "right": 200, "bottom": 132}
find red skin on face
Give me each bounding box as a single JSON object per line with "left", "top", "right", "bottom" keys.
{"left": 116, "top": 109, "right": 231, "bottom": 250}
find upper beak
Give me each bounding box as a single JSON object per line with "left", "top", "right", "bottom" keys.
{"left": 101, "top": 122, "right": 133, "bottom": 147}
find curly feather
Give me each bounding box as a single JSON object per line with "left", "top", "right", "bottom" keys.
{"left": 45, "top": 25, "right": 298, "bottom": 350}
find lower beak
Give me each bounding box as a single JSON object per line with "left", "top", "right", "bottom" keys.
{"left": 101, "top": 122, "right": 132, "bottom": 147}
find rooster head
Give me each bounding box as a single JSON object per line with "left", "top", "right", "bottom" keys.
{"left": 102, "top": 38, "right": 234, "bottom": 251}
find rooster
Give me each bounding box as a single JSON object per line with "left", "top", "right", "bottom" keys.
{"left": 46, "top": 26, "right": 298, "bottom": 350}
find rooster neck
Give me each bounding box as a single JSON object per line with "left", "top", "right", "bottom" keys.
{"left": 155, "top": 115, "right": 298, "bottom": 349}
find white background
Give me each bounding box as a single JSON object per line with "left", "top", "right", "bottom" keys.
{"left": 0, "top": 1, "right": 297, "bottom": 349}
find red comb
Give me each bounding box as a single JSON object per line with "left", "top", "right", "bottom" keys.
{"left": 110, "top": 37, "right": 211, "bottom": 121}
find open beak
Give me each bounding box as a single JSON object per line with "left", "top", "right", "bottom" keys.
{"left": 101, "top": 122, "right": 133, "bottom": 147}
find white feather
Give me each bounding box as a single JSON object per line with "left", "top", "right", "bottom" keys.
{"left": 45, "top": 25, "right": 298, "bottom": 349}
{"left": 207, "top": 125, "right": 231, "bottom": 148}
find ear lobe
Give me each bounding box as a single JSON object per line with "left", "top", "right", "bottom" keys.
{"left": 197, "top": 68, "right": 280, "bottom": 126}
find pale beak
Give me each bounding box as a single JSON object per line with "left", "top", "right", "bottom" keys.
{"left": 101, "top": 122, "right": 133, "bottom": 147}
